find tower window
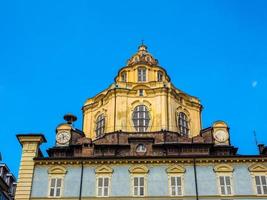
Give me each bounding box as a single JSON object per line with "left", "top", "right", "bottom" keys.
{"left": 96, "top": 114, "right": 105, "bottom": 137}
{"left": 157, "top": 71, "right": 163, "bottom": 82}
{"left": 121, "top": 72, "right": 127, "bottom": 82}
{"left": 132, "top": 105, "right": 150, "bottom": 132}
{"left": 178, "top": 112, "right": 189, "bottom": 136}
{"left": 138, "top": 68, "right": 146, "bottom": 82}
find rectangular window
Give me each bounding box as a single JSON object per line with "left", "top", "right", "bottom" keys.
{"left": 138, "top": 68, "right": 146, "bottom": 82}
{"left": 157, "top": 71, "right": 163, "bottom": 82}
{"left": 133, "top": 177, "right": 145, "bottom": 196}
{"left": 255, "top": 175, "right": 267, "bottom": 195}
{"left": 121, "top": 72, "right": 127, "bottom": 82}
{"left": 219, "top": 176, "right": 232, "bottom": 195}
{"left": 139, "top": 89, "right": 144, "bottom": 96}
{"left": 170, "top": 176, "right": 182, "bottom": 196}
{"left": 49, "top": 178, "right": 62, "bottom": 197}
{"left": 97, "top": 177, "right": 109, "bottom": 197}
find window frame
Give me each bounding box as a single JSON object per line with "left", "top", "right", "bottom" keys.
{"left": 177, "top": 112, "right": 189, "bottom": 136}
{"left": 96, "top": 114, "right": 105, "bottom": 137}
{"left": 157, "top": 71, "right": 163, "bottom": 82}
{"left": 218, "top": 175, "right": 233, "bottom": 195}
{"left": 121, "top": 71, "right": 127, "bottom": 82}
{"left": 48, "top": 177, "right": 63, "bottom": 198}
{"left": 137, "top": 67, "right": 147, "bottom": 82}
{"left": 132, "top": 105, "right": 150, "bottom": 132}
{"left": 248, "top": 163, "right": 267, "bottom": 196}
{"left": 132, "top": 176, "right": 146, "bottom": 196}
{"left": 254, "top": 174, "right": 267, "bottom": 195}
{"left": 96, "top": 176, "right": 110, "bottom": 197}
{"left": 47, "top": 166, "right": 67, "bottom": 198}
{"left": 169, "top": 175, "right": 183, "bottom": 196}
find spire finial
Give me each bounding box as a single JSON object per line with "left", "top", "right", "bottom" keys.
{"left": 138, "top": 40, "right": 147, "bottom": 52}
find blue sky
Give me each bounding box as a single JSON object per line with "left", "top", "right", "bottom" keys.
{"left": 0, "top": 0, "right": 267, "bottom": 176}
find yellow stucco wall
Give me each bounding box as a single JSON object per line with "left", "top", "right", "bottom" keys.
{"left": 82, "top": 62, "right": 202, "bottom": 140}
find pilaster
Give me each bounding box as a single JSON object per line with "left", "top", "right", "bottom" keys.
{"left": 15, "top": 134, "right": 46, "bottom": 200}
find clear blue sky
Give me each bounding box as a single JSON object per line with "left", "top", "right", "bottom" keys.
{"left": 0, "top": 0, "right": 267, "bottom": 176}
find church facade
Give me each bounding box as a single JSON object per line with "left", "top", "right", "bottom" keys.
{"left": 15, "top": 45, "right": 267, "bottom": 200}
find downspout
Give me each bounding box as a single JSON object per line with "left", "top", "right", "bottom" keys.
{"left": 193, "top": 158, "right": 199, "bottom": 200}
{"left": 79, "top": 162, "right": 84, "bottom": 200}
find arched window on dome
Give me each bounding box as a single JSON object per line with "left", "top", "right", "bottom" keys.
{"left": 178, "top": 112, "right": 189, "bottom": 136}
{"left": 132, "top": 105, "right": 150, "bottom": 132}
{"left": 121, "top": 71, "right": 127, "bottom": 82}
{"left": 157, "top": 71, "right": 163, "bottom": 82}
{"left": 138, "top": 67, "right": 147, "bottom": 82}
{"left": 96, "top": 114, "right": 105, "bottom": 137}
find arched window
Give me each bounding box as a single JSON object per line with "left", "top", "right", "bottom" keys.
{"left": 121, "top": 72, "right": 127, "bottom": 82}
{"left": 178, "top": 112, "right": 189, "bottom": 136}
{"left": 157, "top": 71, "right": 163, "bottom": 82}
{"left": 138, "top": 67, "right": 146, "bottom": 82}
{"left": 132, "top": 105, "right": 150, "bottom": 132}
{"left": 96, "top": 114, "right": 105, "bottom": 137}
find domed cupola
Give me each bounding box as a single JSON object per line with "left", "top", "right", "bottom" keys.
{"left": 127, "top": 44, "right": 158, "bottom": 67}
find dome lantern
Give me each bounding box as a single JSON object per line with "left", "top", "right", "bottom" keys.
{"left": 126, "top": 44, "right": 158, "bottom": 67}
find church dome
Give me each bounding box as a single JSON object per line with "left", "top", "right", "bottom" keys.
{"left": 126, "top": 44, "right": 158, "bottom": 66}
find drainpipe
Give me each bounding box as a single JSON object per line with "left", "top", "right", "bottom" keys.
{"left": 79, "top": 162, "right": 84, "bottom": 200}
{"left": 193, "top": 158, "right": 199, "bottom": 200}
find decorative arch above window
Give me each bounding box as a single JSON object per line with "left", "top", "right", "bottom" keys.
{"left": 132, "top": 105, "right": 150, "bottom": 132}
{"left": 96, "top": 114, "right": 105, "bottom": 137}
{"left": 95, "top": 165, "right": 113, "bottom": 175}
{"left": 129, "top": 165, "right": 149, "bottom": 174}
{"left": 178, "top": 112, "right": 189, "bottom": 136}
{"left": 248, "top": 163, "right": 267, "bottom": 173}
{"left": 213, "top": 164, "right": 234, "bottom": 173}
{"left": 48, "top": 166, "right": 67, "bottom": 175}
{"left": 166, "top": 165, "right": 186, "bottom": 174}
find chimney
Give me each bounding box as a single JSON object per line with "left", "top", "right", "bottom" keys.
{"left": 258, "top": 144, "right": 267, "bottom": 155}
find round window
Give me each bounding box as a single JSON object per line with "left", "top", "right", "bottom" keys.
{"left": 136, "top": 144, "right": 147, "bottom": 153}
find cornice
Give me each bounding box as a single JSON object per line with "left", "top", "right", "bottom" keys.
{"left": 34, "top": 156, "right": 267, "bottom": 166}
